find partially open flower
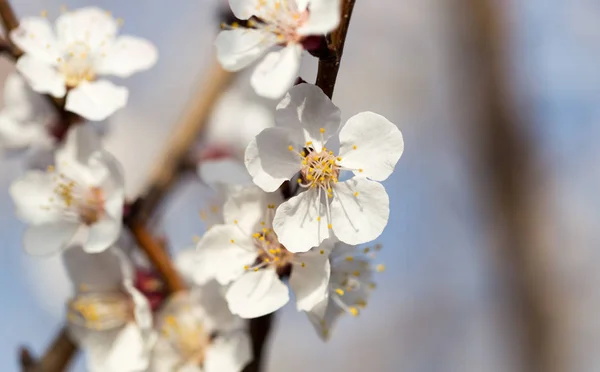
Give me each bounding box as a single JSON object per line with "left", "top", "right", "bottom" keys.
{"left": 64, "top": 246, "right": 155, "bottom": 372}
{"left": 245, "top": 84, "right": 404, "bottom": 252}
{"left": 307, "top": 241, "right": 381, "bottom": 340}
{"left": 0, "top": 73, "right": 56, "bottom": 153}
{"left": 194, "top": 186, "right": 333, "bottom": 319}
{"left": 216, "top": 0, "right": 341, "bottom": 98}
{"left": 10, "top": 7, "right": 158, "bottom": 121}
{"left": 150, "top": 283, "right": 251, "bottom": 372}
{"left": 10, "top": 125, "right": 124, "bottom": 255}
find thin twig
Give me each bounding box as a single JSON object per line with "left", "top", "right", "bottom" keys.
{"left": 0, "top": 0, "right": 21, "bottom": 58}
{"left": 315, "top": 0, "right": 356, "bottom": 99}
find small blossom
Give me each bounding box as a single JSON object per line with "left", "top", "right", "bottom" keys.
{"left": 216, "top": 0, "right": 341, "bottom": 98}
{"left": 150, "top": 282, "right": 252, "bottom": 372}
{"left": 64, "top": 246, "right": 155, "bottom": 372}
{"left": 9, "top": 125, "right": 125, "bottom": 255}
{"left": 10, "top": 7, "right": 158, "bottom": 121}
{"left": 194, "top": 186, "right": 333, "bottom": 318}
{"left": 0, "top": 73, "right": 56, "bottom": 152}
{"left": 306, "top": 241, "right": 379, "bottom": 340}
{"left": 245, "top": 84, "right": 404, "bottom": 252}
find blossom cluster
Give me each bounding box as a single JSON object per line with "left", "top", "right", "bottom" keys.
{"left": 3, "top": 2, "right": 404, "bottom": 372}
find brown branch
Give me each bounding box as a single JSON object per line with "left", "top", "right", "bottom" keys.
{"left": 242, "top": 314, "right": 275, "bottom": 372}
{"left": 455, "top": 1, "right": 553, "bottom": 372}
{"left": 0, "top": 0, "right": 22, "bottom": 58}
{"left": 315, "top": 0, "right": 356, "bottom": 99}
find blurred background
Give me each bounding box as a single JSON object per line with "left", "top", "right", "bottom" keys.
{"left": 1, "top": 0, "right": 600, "bottom": 371}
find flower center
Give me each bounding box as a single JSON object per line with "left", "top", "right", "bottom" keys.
{"left": 299, "top": 146, "right": 340, "bottom": 194}
{"left": 67, "top": 291, "right": 133, "bottom": 331}
{"left": 47, "top": 166, "right": 106, "bottom": 225}
{"left": 224, "top": 0, "right": 309, "bottom": 44}
{"left": 59, "top": 42, "right": 96, "bottom": 88}
{"left": 161, "top": 314, "right": 211, "bottom": 366}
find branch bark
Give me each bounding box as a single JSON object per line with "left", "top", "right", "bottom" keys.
{"left": 315, "top": 0, "right": 356, "bottom": 99}
{"left": 0, "top": 0, "right": 21, "bottom": 58}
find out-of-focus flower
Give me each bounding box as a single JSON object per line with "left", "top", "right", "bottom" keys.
{"left": 194, "top": 186, "right": 333, "bottom": 319}
{"left": 0, "top": 73, "right": 55, "bottom": 152}
{"left": 64, "top": 246, "right": 155, "bottom": 372}
{"left": 10, "top": 7, "right": 158, "bottom": 121}
{"left": 204, "top": 89, "right": 275, "bottom": 157}
{"left": 150, "top": 282, "right": 251, "bottom": 372}
{"left": 216, "top": 0, "right": 341, "bottom": 98}
{"left": 10, "top": 125, "right": 124, "bottom": 255}
{"left": 245, "top": 84, "right": 404, "bottom": 252}
{"left": 306, "top": 241, "right": 381, "bottom": 340}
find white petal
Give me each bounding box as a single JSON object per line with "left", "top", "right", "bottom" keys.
{"left": 223, "top": 186, "right": 282, "bottom": 233}
{"left": 338, "top": 112, "right": 404, "bottom": 181}
{"left": 198, "top": 158, "right": 252, "bottom": 189}
{"left": 65, "top": 80, "right": 128, "bottom": 121}
{"left": 306, "top": 296, "right": 343, "bottom": 341}
{"left": 95, "top": 36, "right": 158, "bottom": 78}
{"left": 195, "top": 225, "right": 258, "bottom": 285}
{"left": 0, "top": 112, "right": 45, "bottom": 149}
{"left": 331, "top": 178, "right": 389, "bottom": 245}
{"left": 16, "top": 55, "right": 66, "bottom": 97}
{"left": 298, "top": 0, "right": 342, "bottom": 36}
{"left": 127, "top": 285, "right": 154, "bottom": 332}
{"left": 276, "top": 83, "right": 341, "bottom": 151}
{"left": 250, "top": 127, "right": 303, "bottom": 191}
{"left": 83, "top": 216, "right": 122, "bottom": 253}
{"left": 103, "top": 324, "right": 151, "bottom": 371}
{"left": 56, "top": 7, "right": 118, "bottom": 50}
{"left": 251, "top": 44, "right": 303, "bottom": 99}
{"left": 63, "top": 246, "right": 126, "bottom": 291}
{"left": 55, "top": 124, "right": 102, "bottom": 166}
{"left": 273, "top": 189, "right": 330, "bottom": 253}
{"left": 9, "top": 171, "right": 61, "bottom": 224}
{"left": 245, "top": 137, "right": 290, "bottom": 192}
{"left": 226, "top": 268, "right": 289, "bottom": 318}
{"left": 204, "top": 331, "right": 252, "bottom": 372}
{"left": 189, "top": 281, "right": 243, "bottom": 332}
{"left": 174, "top": 247, "right": 201, "bottom": 285}
{"left": 24, "top": 222, "right": 79, "bottom": 256}
{"left": 10, "top": 17, "right": 60, "bottom": 65}
{"left": 228, "top": 0, "right": 256, "bottom": 19}
{"left": 290, "top": 247, "right": 331, "bottom": 314}
{"left": 4, "top": 72, "right": 54, "bottom": 121}
{"left": 215, "top": 28, "right": 275, "bottom": 71}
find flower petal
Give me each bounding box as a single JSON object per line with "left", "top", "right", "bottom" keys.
{"left": 251, "top": 127, "right": 303, "bottom": 191}
{"left": 228, "top": 0, "right": 256, "bottom": 19}
{"left": 55, "top": 7, "right": 118, "bottom": 50}
{"left": 189, "top": 280, "right": 243, "bottom": 333}
{"left": 102, "top": 323, "right": 151, "bottom": 372}
{"left": 338, "top": 112, "right": 404, "bottom": 181}
{"left": 275, "top": 83, "right": 341, "bottom": 151}
{"left": 62, "top": 246, "right": 126, "bottom": 291}
{"left": 204, "top": 330, "right": 252, "bottom": 372}
{"left": 195, "top": 224, "right": 258, "bottom": 285}
{"left": 273, "top": 189, "right": 331, "bottom": 253}
{"left": 223, "top": 185, "right": 282, "bottom": 233}
{"left": 225, "top": 267, "right": 289, "bottom": 318}
{"left": 290, "top": 246, "right": 332, "bottom": 314}
{"left": 331, "top": 178, "right": 389, "bottom": 245}
{"left": 298, "top": 0, "right": 342, "bottom": 36}
{"left": 23, "top": 221, "right": 79, "bottom": 256}
{"left": 245, "top": 137, "right": 291, "bottom": 193}
{"left": 65, "top": 80, "right": 128, "bottom": 121}
{"left": 16, "top": 55, "right": 66, "bottom": 97}
{"left": 95, "top": 36, "right": 158, "bottom": 78}
{"left": 55, "top": 124, "right": 102, "bottom": 167}
{"left": 198, "top": 158, "right": 252, "bottom": 189}
{"left": 10, "top": 17, "right": 60, "bottom": 65}
{"left": 9, "top": 171, "right": 61, "bottom": 224}
{"left": 306, "top": 296, "right": 344, "bottom": 341}
{"left": 250, "top": 44, "right": 303, "bottom": 99}
{"left": 127, "top": 285, "right": 154, "bottom": 332}
{"left": 83, "top": 216, "right": 122, "bottom": 253}
{"left": 215, "top": 28, "right": 275, "bottom": 71}
{"left": 0, "top": 112, "right": 46, "bottom": 150}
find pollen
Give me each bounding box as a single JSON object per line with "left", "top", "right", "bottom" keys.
{"left": 233, "top": 220, "right": 238, "bottom": 224}
{"left": 349, "top": 307, "right": 359, "bottom": 317}
{"left": 345, "top": 256, "right": 354, "bottom": 262}
{"left": 376, "top": 264, "right": 386, "bottom": 272}
{"left": 288, "top": 145, "right": 294, "bottom": 151}
{"left": 320, "top": 249, "right": 325, "bottom": 254}
{"left": 358, "top": 169, "right": 364, "bottom": 173}
{"left": 353, "top": 145, "right": 357, "bottom": 150}
{"left": 327, "top": 223, "right": 332, "bottom": 229}
{"left": 335, "top": 288, "right": 345, "bottom": 296}
{"left": 354, "top": 192, "right": 359, "bottom": 197}
{"left": 230, "top": 239, "right": 235, "bottom": 244}
{"left": 319, "top": 128, "right": 325, "bottom": 133}
{"left": 301, "top": 262, "right": 306, "bottom": 267}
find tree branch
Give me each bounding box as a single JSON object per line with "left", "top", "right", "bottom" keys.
{"left": 0, "top": 0, "right": 22, "bottom": 58}
{"left": 315, "top": 0, "right": 356, "bottom": 99}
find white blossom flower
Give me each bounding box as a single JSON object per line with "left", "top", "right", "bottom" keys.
{"left": 64, "top": 246, "right": 155, "bottom": 372}
{"left": 10, "top": 125, "right": 125, "bottom": 255}
{"left": 0, "top": 73, "right": 55, "bottom": 152}
{"left": 150, "top": 283, "right": 251, "bottom": 372}
{"left": 216, "top": 0, "right": 341, "bottom": 98}
{"left": 194, "top": 186, "right": 333, "bottom": 318}
{"left": 306, "top": 241, "right": 381, "bottom": 340}
{"left": 245, "top": 84, "right": 404, "bottom": 252}
{"left": 10, "top": 7, "right": 158, "bottom": 121}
